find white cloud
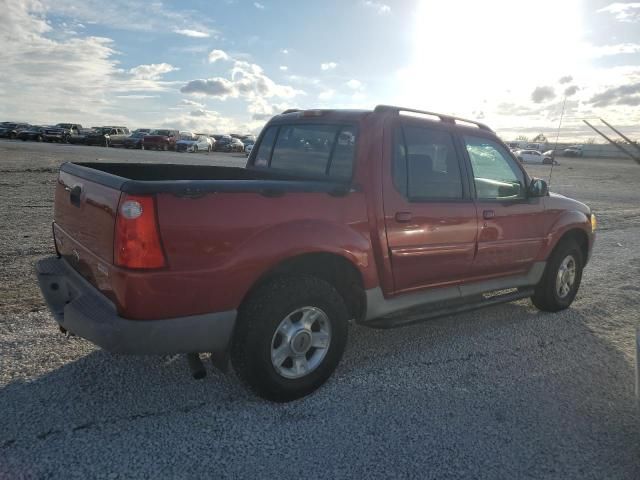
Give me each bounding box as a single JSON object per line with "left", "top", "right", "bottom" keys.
{"left": 115, "top": 94, "right": 158, "bottom": 99}
{"left": 531, "top": 86, "right": 556, "bottom": 103}
{"left": 318, "top": 89, "right": 335, "bottom": 100}
{"left": 179, "top": 99, "right": 205, "bottom": 108}
{"left": 248, "top": 99, "right": 291, "bottom": 120}
{"left": 346, "top": 79, "right": 364, "bottom": 90}
{"left": 129, "top": 63, "right": 178, "bottom": 80}
{"left": 0, "top": 0, "right": 182, "bottom": 126}
{"left": 281, "top": 48, "right": 289, "bottom": 54}
{"left": 208, "top": 49, "right": 230, "bottom": 63}
{"left": 279, "top": 65, "right": 288, "bottom": 71}
{"left": 254, "top": 2, "right": 265, "bottom": 9}
{"left": 363, "top": 0, "right": 391, "bottom": 14}
{"left": 320, "top": 62, "right": 338, "bottom": 71}
{"left": 590, "top": 43, "right": 640, "bottom": 56}
{"left": 181, "top": 54, "right": 305, "bottom": 101}
{"left": 597, "top": 2, "right": 640, "bottom": 22}
{"left": 42, "top": 0, "right": 218, "bottom": 35}
{"left": 173, "top": 28, "right": 210, "bottom": 38}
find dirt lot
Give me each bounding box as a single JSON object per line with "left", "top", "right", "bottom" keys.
{"left": 1, "top": 140, "right": 639, "bottom": 479}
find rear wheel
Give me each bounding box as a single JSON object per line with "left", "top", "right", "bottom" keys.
{"left": 193, "top": 145, "right": 198, "bottom": 153}
{"left": 532, "top": 239, "right": 583, "bottom": 312}
{"left": 163, "top": 144, "right": 168, "bottom": 151}
{"left": 231, "top": 275, "right": 349, "bottom": 402}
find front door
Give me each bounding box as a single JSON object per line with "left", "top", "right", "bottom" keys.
{"left": 382, "top": 120, "right": 478, "bottom": 293}
{"left": 461, "top": 134, "right": 546, "bottom": 279}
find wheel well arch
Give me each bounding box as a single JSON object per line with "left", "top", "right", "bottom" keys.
{"left": 556, "top": 228, "right": 589, "bottom": 264}
{"left": 241, "top": 252, "right": 367, "bottom": 322}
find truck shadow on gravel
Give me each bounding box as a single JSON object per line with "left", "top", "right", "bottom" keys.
{"left": 1, "top": 302, "right": 639, "bottom": 477}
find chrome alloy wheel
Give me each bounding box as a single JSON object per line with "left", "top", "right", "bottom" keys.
{"left": 270, "top": 306, "right": 331, "bottom": 379}
{"left": 556, "top": 254, "right": 577, "bottom": 298}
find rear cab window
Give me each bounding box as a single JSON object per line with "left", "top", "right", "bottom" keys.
{"left": 251, "top": 123, "right": 357, "bottom": 180}
{"left": 392, "top": 124, "right": 465, "bottom": 201}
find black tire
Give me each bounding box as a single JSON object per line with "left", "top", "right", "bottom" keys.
{"left": 531, "top": 239, "right": 583, "bottom": 312}
{"left": 163, "top": 144, "right": 168, "bottom": 151}
{"left": 231, "top": 275, "right": 349, "bottom": 402}
{"left": 193, "top": 145, "right": 198, "bottom": 153}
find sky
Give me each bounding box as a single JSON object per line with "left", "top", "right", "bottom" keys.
{"left": 1, "top": 0, "right": 640, "bottom": 141}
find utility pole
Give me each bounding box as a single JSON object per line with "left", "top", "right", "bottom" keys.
{"left": 583, "top": 120, "right": 640, "bottom": 164}
{"left": 599, "top": 119, "right": 640, "bottom": 155}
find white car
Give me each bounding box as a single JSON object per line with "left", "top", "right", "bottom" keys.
{"left": 515, "top": 149, "right": 556, "bottom": 165}
{"left": 176, "top": 133, "right": 212, "bottom": 153}
{"left": 244, "top": 143, "right": 254, "bottom": 156}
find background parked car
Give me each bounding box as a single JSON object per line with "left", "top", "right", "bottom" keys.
{"left": 229, "top": 137, "right": 245, "bottom": 152}
{"left": 214, "top": 135, "right": 233, "bottom": 151}
{"left": 43, "top": 123, "right": 82, "bottom": 143}
{"left": 86, "top": 127, "right": 129, "bottom": 147}
{"left": 195, "top": 133, "right": 214, "bottom": 151}
{"left": 142, "top": 129, "right": 179, "bottom": 151}
{"left": 515, "top": 149, "right": 556, "bottom": 165}
{"left": 564, "top": 145, "right": 583, "bottom": 157}
{"left": 133, "top": 128, "right": 151, "bottom": 134}
{"left": 17, "top": 125, "right": 47, "bottom": 142}
{"left": 176, "top": 132, "right": 212, "bottom": 153}
{"left": 123, "top": 132, "right": 148, "bottom": 149}
{"left": 68, "top": 128, "right": 93, "bottom": 145}
{"left": 245, "top": 143, "right": 254, "bottom": 156}
{"left": 0, "top": 123, "right": 30, "bottom": 139}
{"left": 215, "top": 136, "right": 244, "bottom": 152}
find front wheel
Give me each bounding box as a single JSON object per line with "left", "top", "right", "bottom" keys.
{"left": 231, "top": 275, "right": 349, "bottom": 402}
{"left": 193, "top": 145, "right": 198, "bottom": 153}
{"left": 531, "top": 239, "right": 584, "bottom": 312}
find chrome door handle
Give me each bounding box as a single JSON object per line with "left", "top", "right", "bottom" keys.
{"left": 395, "top": 212, "right": 412, "bottom": 223}
{"left": 483, "top": 210, "right": 495, "bottom": 219}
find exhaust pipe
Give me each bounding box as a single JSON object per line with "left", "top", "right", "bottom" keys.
{"left": 186, "top": 353, "right": 206, "bottom": 379}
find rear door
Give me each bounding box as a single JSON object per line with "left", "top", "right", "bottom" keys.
{"left": 461, "top": 134, "right": 546, "bottom": 279}
{"left": 382, "top": 119, "right": 478, "bottom": 293}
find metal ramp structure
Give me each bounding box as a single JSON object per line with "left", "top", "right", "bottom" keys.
{"left": 583, "top": 119, "right": 640, "bottom": 164}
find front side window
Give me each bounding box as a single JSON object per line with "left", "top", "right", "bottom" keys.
{"left": 393, "top": 125, "right": 464, "bottom": 200}
{"left": 463, "top": 135, "right": 525, "bottom": 200}
{"left": 253, "top": 124, "right": 356, "bottom": 179}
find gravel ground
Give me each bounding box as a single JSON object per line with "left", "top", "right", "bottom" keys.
{"left": 1, "top": 140, "right": 639, "bottom": 479}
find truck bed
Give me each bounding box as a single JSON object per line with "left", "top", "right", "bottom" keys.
{"left": 64, "top": 162, "right": 352, "bottom": 195}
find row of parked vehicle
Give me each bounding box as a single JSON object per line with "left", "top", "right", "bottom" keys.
{"left": 0, "top": 122, "right": 256, "bottom": 154}
{"left": 505, "top": 141, "right": 584, "bottom": 165}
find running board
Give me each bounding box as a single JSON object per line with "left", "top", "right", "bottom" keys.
{"left": 364, "top": 287, "right": 534, "bottom": 329}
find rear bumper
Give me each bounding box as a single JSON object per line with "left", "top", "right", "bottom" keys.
{"left": 35, "top": 256, "right": 236, "bottom": 354}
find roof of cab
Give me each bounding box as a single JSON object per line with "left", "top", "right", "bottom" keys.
{"left": 269, "top": 105, "right": 493, "bottom": 133}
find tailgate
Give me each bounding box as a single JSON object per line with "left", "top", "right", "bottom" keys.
{"left": 54, "top": 170, "right": 121, "bottom": 265}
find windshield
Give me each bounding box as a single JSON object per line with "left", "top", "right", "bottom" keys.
{"left": 151, "top": 130, "right": 171, "bottom": 136}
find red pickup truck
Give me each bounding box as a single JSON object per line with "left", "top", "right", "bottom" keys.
{"left": 36, "top": 106, "right": 596, "bottom": 401}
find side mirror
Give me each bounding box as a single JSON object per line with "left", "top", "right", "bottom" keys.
{"left": 529, "top": 178, "right": 549, "bottom": 197}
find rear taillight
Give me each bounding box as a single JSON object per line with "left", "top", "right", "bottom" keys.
{"left": 114, "top": 194, "right": 167, "bottom": 269}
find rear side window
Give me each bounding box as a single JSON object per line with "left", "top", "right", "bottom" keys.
{"left": 393, "top": 125, "right": 464, "bottom": 200}
{"left": 253, "top": 124, "right": 356, "bottom": 180}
